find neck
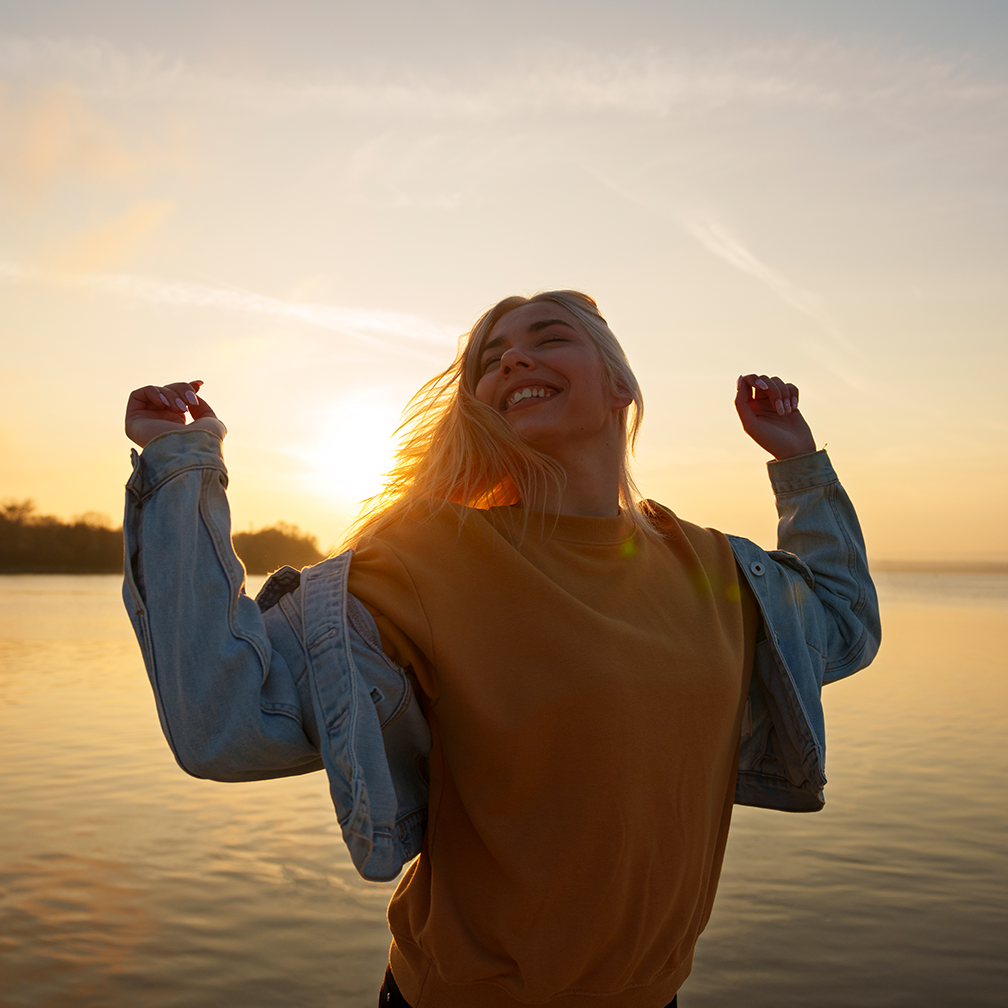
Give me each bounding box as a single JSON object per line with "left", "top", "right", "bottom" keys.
{"left": 533, "top": 433, "right": 624, "bottom": 518}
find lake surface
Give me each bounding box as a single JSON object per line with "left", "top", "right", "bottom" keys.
{"left": 1, "top": 573, "right": 1006, "bottom": 1007}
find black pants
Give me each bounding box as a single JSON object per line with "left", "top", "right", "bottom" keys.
{"left": 379, "top": 967, "right": 678, "bottom": 1008}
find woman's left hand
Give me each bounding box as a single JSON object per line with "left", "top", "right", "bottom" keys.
{"left": 735, "top": 374, "right": 817, "bottom": 460}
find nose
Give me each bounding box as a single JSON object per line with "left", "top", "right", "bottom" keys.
{"left": 500, "top": 345, "right": 533, "bottom": 375}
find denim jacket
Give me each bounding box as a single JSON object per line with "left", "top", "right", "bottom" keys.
{"left": 122, "top": 430, "right": 879, "bottom": 880}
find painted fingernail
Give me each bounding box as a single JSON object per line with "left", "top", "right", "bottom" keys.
{"left": 775, "top": 400, "right": 785, "bottom": 415}
{"left": 175, "top": 398, "right": 186, "bottom": 411}
{"left": 792, "top": 397, "right": 799, "bottom": 409}
{"left": 185, "top": 391, "right": 198, "bottom": 405}
{"left": 159, "top": 394, "right": 170, "bottom": 407}
{"left": 756, "top": 380, "right": 769, "bottom": 390}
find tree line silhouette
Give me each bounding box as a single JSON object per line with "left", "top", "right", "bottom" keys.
{"left": 0, "top": 501, "right": 325, "bottom": 574}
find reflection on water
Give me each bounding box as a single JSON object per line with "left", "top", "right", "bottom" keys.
{"left": 690, "top": 573, "right": 1008, "bottom": 1008}
{"left": 1, "top": 574, "right": 1006, "bottom": 1006}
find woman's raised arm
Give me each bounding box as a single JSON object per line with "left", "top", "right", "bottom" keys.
{"left": 122, "top": 407, "right": 321, "bottom": 782}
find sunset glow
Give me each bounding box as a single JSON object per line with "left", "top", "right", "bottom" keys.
{"left": 1, "top": 3, "right": 1005, "bottom": 561}
{"left": 288, "top": 393, "right": 402, "bottom": 512}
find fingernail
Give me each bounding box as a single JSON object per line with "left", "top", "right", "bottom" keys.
{"left": 775, "top": 400, "right": 785, "bottom": 415}
{"left": 159, "top": 394, "right": 170, "bottom": 407}
{"left": 185, "top": 391, "right": 198, "bottom": 405}
{"left": 175, "top": 398, "right": 186, "bottom": 411}
{"left": 757, "top": 380, "right": 769, "bottom": 390}
{"left": 792, "top": 397, "right": 798, "bottom": 409}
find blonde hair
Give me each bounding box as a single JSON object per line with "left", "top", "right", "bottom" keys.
{"left": 342, "top": 290, "right": 657, "bottom": 547}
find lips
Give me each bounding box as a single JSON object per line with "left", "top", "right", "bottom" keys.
{"left": 502, "top": 385, "right": 559, "bottom": 411}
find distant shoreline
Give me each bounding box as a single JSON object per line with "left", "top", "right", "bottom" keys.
{"left": 1, "top": 502, "right": 324, "bottom": 576}
{"left": 871, "top": 561, "right": 1008, "bottom": 574}
{"left": 4, "top": 502, "right": 1006, "bottom": 577}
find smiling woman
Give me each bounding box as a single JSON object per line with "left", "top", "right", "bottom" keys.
{"left": 121, "top": 289, "right": 879, "bottom": 1008}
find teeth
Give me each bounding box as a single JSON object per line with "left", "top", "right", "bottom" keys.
{"left": 505, "top": 386, "right": 554, "bottom": 409}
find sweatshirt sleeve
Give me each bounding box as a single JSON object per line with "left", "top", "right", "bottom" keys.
{"left": 347, "top": 533, "right": 439, "bottom": 702}
{"left": 122, "top": 428, "right": 323, "bottom": 781}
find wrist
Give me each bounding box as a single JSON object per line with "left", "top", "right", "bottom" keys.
{"left": 772, "top": 443, "right": 817, "bottom": 461}
{"left": 771, "top": 432, "right": 817, "bottom": 461}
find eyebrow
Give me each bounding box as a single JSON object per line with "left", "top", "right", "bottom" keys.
{"left": 480, "top": 319, "right": 577, "bottom": 356}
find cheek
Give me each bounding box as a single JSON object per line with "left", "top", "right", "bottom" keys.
{"left": 474, "top": 373, "right": 496, "bottom": 406}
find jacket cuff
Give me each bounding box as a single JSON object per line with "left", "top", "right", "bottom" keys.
{"left": 126, "top": 428, "right": 227, "bottom": 501}
{"left": 766, "top": 449, "right": 837, "bottom": 495}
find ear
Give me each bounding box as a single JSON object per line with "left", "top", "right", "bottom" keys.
{"left": 610, "top": 381, "right": 633, "bottom": 411}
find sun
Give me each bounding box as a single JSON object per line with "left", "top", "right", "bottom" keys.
{"left": 294, "top": 393, "right": 401, "bottom": 508}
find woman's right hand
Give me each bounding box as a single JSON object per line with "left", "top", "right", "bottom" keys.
{"left": 125, "top": 381, "right": 227, "bottom": 449}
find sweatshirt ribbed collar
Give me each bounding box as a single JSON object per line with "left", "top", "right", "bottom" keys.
{"left": 487, "top": 506, "right": 636, "bottom": 545}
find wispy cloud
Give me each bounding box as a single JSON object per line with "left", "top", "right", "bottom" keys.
{"left": 1, "top": 33, "right": 1004, "bottom": 119}
{"left": 676, "top": 211, "right": 865, "bottom": 387}
{"left": 33, "top": 199, "right": 172, "bottom": 272}
{"left": 0, "top": 261, "right": 459, "bottom": 356}
{"left": 678, "top": 212, "right": 850, "bottom": 346}
{"left": 588, "top": 166, "right": 865, "bottom": 385}
{"left": 0, "top": 80, "right": 141, "bottom": 197}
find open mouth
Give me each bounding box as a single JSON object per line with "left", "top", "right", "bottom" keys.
{"left": 502, "top": 385, "right": 558, "bottom": 411}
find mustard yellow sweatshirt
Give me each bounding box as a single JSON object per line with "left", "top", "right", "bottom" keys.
{"left": 348, "top": 501, "right": 755, "bottom": 1008}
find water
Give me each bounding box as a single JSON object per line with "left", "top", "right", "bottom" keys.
{"left": 1, "top": 573, "right": 1006, "bottom": 1007}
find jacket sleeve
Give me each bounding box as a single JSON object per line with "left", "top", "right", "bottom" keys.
{"left": 730, "top": 449, "right": 881, "bottom": 811}
{"left": 122, "top": 428, "right": 324, "bottom": 782}
{"left": 765, "top": 449, "right": 881, "bottom": 683}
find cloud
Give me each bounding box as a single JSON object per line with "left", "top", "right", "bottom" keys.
{"left": 674, "top": 210, "right": 866, "bottom": 387}
{"left": 33, "top": 199, "right": 173, "bottom": 272}
{"left": 589, "top": 166, "right": 866, "bottom": 385}
{"left": 0, "top": 260, "right": 459, "bottom": 357}
{"left": 0, "top": 33, "right": 1004, "bottom": 120}
{"left": 0, "top": 81, "right": 140, "bottom": 197}
{"left": 678, "top": 212, "right": 845, "bottom": 339}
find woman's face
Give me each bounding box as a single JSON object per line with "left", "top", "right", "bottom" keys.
{"left": 473, "top": 302, "right": 629, "bottom": 459}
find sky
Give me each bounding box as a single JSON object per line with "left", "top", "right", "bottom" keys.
{"left": 1, "top": 0, "right": 1006, "bottom": 561}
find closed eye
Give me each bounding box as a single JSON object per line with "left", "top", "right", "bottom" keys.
{"left": 480, "top": 333, "right": 570, "bottom": 372}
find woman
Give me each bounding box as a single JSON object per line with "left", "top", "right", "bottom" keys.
{"left": 123, "top": 290, "right": 879, "bottom": 1008}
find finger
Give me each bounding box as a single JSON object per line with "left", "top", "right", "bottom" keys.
{"left": 768, "top": 377, "right": 802, "bottom": 414}
{"left": 734, "top": 376, "right": 750, "bottom": 419}
{"left": 127, "top": 385, "right": 182, "bottom": 415}
{"left": 753, "top": 374, "right": 778, "bottom": 412}
{"left": 163, "top": 381, "right": 204, "bottom": 413}
{"left": 734, "top": 375, "right": 765, "bottom": 428}
{"left": 176, "top": 380, "right": 217, "bottom": 420}
{"left": 785, "top": 382, "right": 800, "bottom": 412}
{"left": 758, "top": 374, "right": 794, "bottom": 413}
{"left": 188, "top": 393, "right": 217, "bottom": 421}
{"left": 762, "top": 375, "right": 791, "bottom": 415}
{"left": 739, "top": 373, "right": 770, "bottom": 395}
